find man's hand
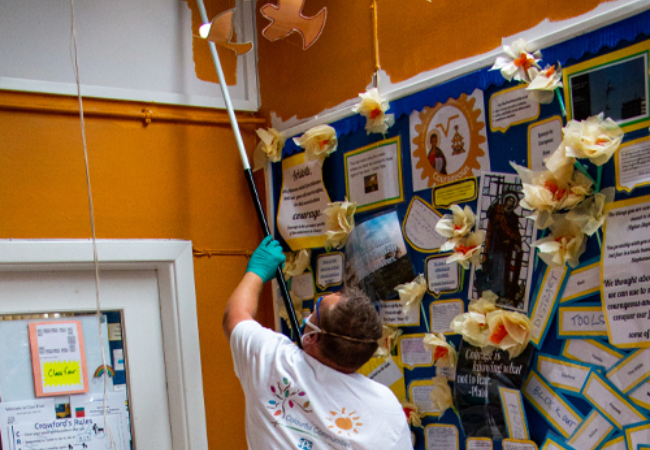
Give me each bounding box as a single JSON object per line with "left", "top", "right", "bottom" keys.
{"left": 223, "top": 236, "right": 286, "bottom": 340}
{"left": 246, "top": 236, "right": 286, "bottom": 283}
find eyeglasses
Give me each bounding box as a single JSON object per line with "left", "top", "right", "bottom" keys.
{"left": 300, "top": 295, "right": 377, "bottom": 345}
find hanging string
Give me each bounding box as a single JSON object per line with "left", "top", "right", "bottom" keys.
{"left": 69, "top": 2, "right": 116, "bottom": 449}
{"left": 370, "top": 0, "right": 380, "bottom": 87}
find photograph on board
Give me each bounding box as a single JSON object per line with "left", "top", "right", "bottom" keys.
{"left": 470, "top": 172, "right": 536, "bottom": 312}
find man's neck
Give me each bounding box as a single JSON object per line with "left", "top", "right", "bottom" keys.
{"left": 304, "top": 345, "right": 357, "bottom": 374}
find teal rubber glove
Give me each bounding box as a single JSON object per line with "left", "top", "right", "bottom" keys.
{"left": 246, "top": 236, "right": 286, "bottom": 284}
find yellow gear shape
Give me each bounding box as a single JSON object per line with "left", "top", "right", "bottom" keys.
{"left": 412, "top": 93, "right": 486, "bottom": 188}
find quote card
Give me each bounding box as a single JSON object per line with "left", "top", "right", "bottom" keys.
{"left": 402, "top": 197, "right": 447, "bottom": 252}
{"left": 276, "top": 153, "right": 330, "bottom": 250}
{"left": 426, "top": 256, "right": 460, "bottom": 296}
{"left": 466, "top": 437, "right": 493, "bottom": 450}
{"left": 489, "top": 85, "right": 540, "bottom": 132}
{"left": 28, "top": 321, "right": 89, "bottom": 397}
{"left": 530, "top": 267, "right": 568, "bottom": 348}
{"left": 379, "top": 300, "right": 420, "bottom": 327}
{"left": 616, "top": 136, "right": 650, "bottom": 191}
{"left": 498, "top": 387, "right": 529, "bottom": 440}
{"left": 560, "top": 260, "right": 601, "bottom": 304}
{"left": 624, "top": 420, "right": 650, "bottom": 450}
{"left": 566, "top": 409, "right": 614, "bottom": 450}
{"left": 425, "top": 424, "right": 458, "bottom": 450}
{"left": 316, "top": 253, "right": 344, "bottom": 289}
{"left": 409, "top": 380, "right": 444, "bottom": 417}
{"left": 561, "top": 339, "right": 625, "bottom": 370}
{"left": 557, "top": 304, "right": 607, "bottom": 338}
{"left": 502, "top": 440, "right": 538, "bottom": 450}
{"left": 344, "top": 137, "right": 403, "bottom": 212}
{"left": 629, "top": 380, "right": 650, "bottom": 410}
{"left": 539, "top": 434, "right": 573, "bottom": 450}
{"left": 528, "top": 116, "right": 563, "bottom": 172}
{"left": 535, "top": 353, "right": 593, "bottom": 394}
{"left": 522, "top": 371, "right": 583, "bottom": 438}
{"left": 397, "top": 334, "right": 432, "bottom": 369}
{"left": 581, "top": 369, "right": 648, "bottom": 429}
{"left": 606, "top": 347, "right": 650, "bottom": 394}
{"left": 602, "top": 195, "right": 650, "bottom": 348}
{"left": 430, "top": 300, "right": 463, "bottom": 334}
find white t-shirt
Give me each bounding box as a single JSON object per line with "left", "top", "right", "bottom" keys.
{"left": 230, "top": 320, "right": 413, "bottom": 450}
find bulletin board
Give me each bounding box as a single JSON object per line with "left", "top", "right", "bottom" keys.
{"left": 268, "top": 10, "right": 650, "bottom": 450}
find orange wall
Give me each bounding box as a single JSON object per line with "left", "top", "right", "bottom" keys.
{"left": 0, "top": 90, "right": 271, "bottom": 450}
{"left": 256, "top": 0, "right": 613, "bottom": 122}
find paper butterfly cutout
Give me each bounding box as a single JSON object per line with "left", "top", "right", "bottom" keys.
{"left": 260, "top": 0, "right": 327, "bottom": 50}
{"left": 199, "top": 8, "right": 253, "bottom": 56}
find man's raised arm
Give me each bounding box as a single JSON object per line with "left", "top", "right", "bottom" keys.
{"left": 222, "top": 236, "right": 286, "bottom": 340}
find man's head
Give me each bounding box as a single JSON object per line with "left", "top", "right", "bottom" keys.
{"left": 429, "top": 132, "right": 439, "bottom": 149}
{"left": 302, "top": 288, "right": 382, "bottom": 373}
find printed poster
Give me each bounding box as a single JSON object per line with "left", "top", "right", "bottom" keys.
{"left": 602, "top": 195, "right": 650, "bottom": 348}
{"left": 470, "top": 172, "right": 536, "bottom": 312}
{"left": 409, "top": 89, "right": 490, "bottom": 192}
{"left": 345, "top": 211, "right": 416, "bottom": 303}
{"left": 28, "top": 321, "right": 89, "bottom": 397}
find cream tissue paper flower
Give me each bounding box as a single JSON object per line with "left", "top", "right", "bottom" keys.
{"left": 395, "top": 274, "right": 427, "bottom": 314}
{"left": 441, "top": 230, "right": 486, "bottom": 269}
{"left": 429, "top": 374, "right": 454, "bottom": 414}
{"left": 486, "top": 309, "right": 532, "bottom": 358}
{"left": 566, "top": 187, "right": 615, "bottom": 236}
{"left": 401, "top": 401, "right": 423, "bottom": 428}
{"left": 533, "top": 215, "right": 586, "bottom": 268}
{"left": 323, "top": 199, "right": 356, "bottom": 251}
{"left": 293, "top": 125, "right": 338, "bottom": 161}
{"left": 490, "top": 38, "right": 541, "bottom": 83}
{"left": 423, "top": 333, "right": 457, "bottom": 370}
{"left": 526, "top": 64, "right": 563, "bottom": 104}
{"left": 282, "top": 249, "right": 312, "bottom": 280}
{"left": 374, "top": 326, "right": 403, "bottom": 358}
{"left": 352, "top": 88, "right": 395, "bottom": 135}
{"left": 435, "top": 204, "right": 476, "bottom": 239}
{"left": 253, "top": 127, "right": 284, "bottom": 171}
{"left": 562, "top": 113, "right": 624, "bottom": 166}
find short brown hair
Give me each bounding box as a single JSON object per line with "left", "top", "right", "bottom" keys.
{"left": 319, "top": 288, "right": 382, "bottom": 370}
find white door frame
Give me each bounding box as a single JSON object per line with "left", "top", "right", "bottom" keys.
{"left": 0, "top": 239, "right": 208, "bottom": 450}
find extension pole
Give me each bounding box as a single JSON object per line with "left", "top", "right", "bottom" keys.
{"left": 195, "top": 0, "right": 303, "bottom": 346}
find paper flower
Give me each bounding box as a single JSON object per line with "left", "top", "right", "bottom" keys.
{"left": 277, "top": 292, "right": 304, "bottom": 330}
{"left": 401, "top": 401, "right": 423, "bottom": 428}
{"left": 490, "top": 38, "right": 541, "bottom": 83}
{"left": 566, "top": 188, "right": 615, "bottom": 236}
{"left": 323, "top": 198, "right": 356, "bottom": 251}
{"left": 511, "top": 162, "right": 592, "bottom": 229}
{"left": 293, "top": 125, "right": 338, "bottom": 161}
{"left": 526, "top": 64, "right": 563, "bottom": 104}
{"left": 544, "top": 142, "right": 576, "bottom": 182}
{"left": 441, "top": 230, "right": 485, "bottom": 269}
{"left": 429, "top": 374, "right": 454, "bottom": 414}
{"left": 451, "top": 310, "right": 490, "bottom": 347}
{"left": 562, "top": 113, "right": 624, "bottom": 166}
{"left": 374, "top": 326, "right": 403, "bottom": 358}
{"left": 352, "top": 88, "right": 395, "bottom": 135}
{"left": 435, "top": 205, "right": 476, "bottom": 239}
{"left": 395, "top": 274, "right": 427, "bottom": 314}
{"left": 253, "top": 127, "right": 285, "bottom": 171}
{"left": 485, "top": 310, "right": 532, "bottom": 358}
{"left": 468, "top": 290, "right": 499, "bottom": 315}
{"left": 533, "top": 215, "right": 586, "bottom": 268}
{"left": 282, "top": 249, "right": 312, "bottom": 280}
{"left": 423, "top": 333, "right": 457, "bottom": 370}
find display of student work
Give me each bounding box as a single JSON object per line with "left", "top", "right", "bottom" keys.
{"left": 0, "top": 312, "right": 132, "bottom": 450}
{"left": 266, "top": 11, "right": 650, "bottom": 450}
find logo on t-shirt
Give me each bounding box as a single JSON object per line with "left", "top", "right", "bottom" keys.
{"left": 325, "top": 407, "right": 363, "bottom": 437}
{"left": 267, "top": 377, "right": 312, "bottom": 418}
{"left": 297, "top": 438, "right": 313, "bottom": 449}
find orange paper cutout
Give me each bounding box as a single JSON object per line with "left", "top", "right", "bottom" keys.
{"left": 200, "top": 9, "right": 253, "bottom": 56}
{"left": 260, "top": 0, "right": 327, "bottom": 50}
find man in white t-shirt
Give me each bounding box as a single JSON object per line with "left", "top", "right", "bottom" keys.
{"left": 223, "top": 236, "right": 413, "bottom": 450}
